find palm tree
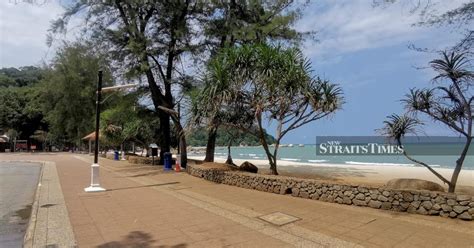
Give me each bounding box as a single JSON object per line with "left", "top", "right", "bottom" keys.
{"left": 196, "top": 44, "right": 343, "bottom": 175}
{"left": 383, "top": 51, "right": 473, "bottom": 192}
{"left": 381, "top": 114, "right": 452, "bottom": 186}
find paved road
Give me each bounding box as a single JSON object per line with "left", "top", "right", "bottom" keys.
{"left": 0, "top": 162, "right": 40, "bottom": 247}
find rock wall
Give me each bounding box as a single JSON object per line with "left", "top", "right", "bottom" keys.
{"left": 127, "top": 156, "right": 176, "bottom": 165}
{"left": 187, "top": 165, "right": 474, "bottom": 221}
{"left": 128, "top": 156, "right": 156, "bottom": 165}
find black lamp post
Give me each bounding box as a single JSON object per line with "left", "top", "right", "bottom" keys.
{"left": 85, "top": 70, "right": 106, "bottom": 192}
{"left": 94, "top": 70, "right": 103, "bottom": 164}
{"left": 84, "top": 71, "right": 138, "bottom": 193}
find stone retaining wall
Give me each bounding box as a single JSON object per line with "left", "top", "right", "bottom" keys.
{"left": 127, "top": 156, "right": 176, "bottom": 165}
{"left": 128, "top": 156, "right": 156, "bottom": 165}
{"left": 187, "top": 165, "right": 474, "bottom": 220}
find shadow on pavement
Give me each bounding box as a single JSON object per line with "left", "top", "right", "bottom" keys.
{"left": 97, "top": 231, "right": 187, "bottom": 248}
{"left": 106, "top": 182, "right": 179, "bottom": 192}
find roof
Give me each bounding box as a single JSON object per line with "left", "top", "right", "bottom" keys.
{"left": 0, "top": 135, "right": 9, "bottom": 143}
{"left": 82, "top": 131, "right": 102, "bottom": 141}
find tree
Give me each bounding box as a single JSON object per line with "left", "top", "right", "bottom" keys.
{"left": 0, "top": 86, "right": 46, "bottom": 141}
{"left": 0, "top": 66, "right": 44, "bottom": 87}
{"left": 198, "top": 0, "right": 311, "bottom": 162}
{"left": 38, "top": 42, "right": 112, "bottom": 146}
{"left": 100, "top": 92, "right": 159, "bottom": 153}
{"left": 382, "top": 51, "right": 473, "bottom": 193}
{"left": 186, "top": 126, "right": 276, "bottom": 146}
{"left": 199, "top": 44, "right": 343, "bottom": 175}
{"left": 51, "top": 0, "right": 205, "bottom": 164}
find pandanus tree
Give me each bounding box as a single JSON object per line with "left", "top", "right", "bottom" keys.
{"left": 199, "top": 0, "right": 312, "bottom": 163}
{"left": 382, "top": 51, "right": 473, "bottom": 192}
{"left": 196, "top": 44, "right": 343, "bottom": 175}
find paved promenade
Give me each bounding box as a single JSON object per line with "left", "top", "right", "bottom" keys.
{"left": 1, "top": 153, "right": 473, "bottom": 247}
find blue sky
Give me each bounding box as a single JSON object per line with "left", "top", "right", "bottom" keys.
{"left": 0, "top": 0, "right": 469, "bottom": 143}
{"left": 283, "top": 0, "right": 469, "bottom": 143}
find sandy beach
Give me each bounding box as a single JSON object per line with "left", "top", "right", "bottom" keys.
{"left": 188, "top": 155, "right": 474, "bottom": 195}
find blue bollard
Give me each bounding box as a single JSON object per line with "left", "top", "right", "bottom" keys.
{"left": 164, "top": 152, "right": 172, "bottom": 170}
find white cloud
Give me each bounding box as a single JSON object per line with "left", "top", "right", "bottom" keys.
{"left": 298, "top": 0, "right": 469, "bottom": 58}
{"left": 0, "top": 0, "right": 470, "bottom": 68}
{"left": 0, "top": 1, "right": 64, "bottom": 67}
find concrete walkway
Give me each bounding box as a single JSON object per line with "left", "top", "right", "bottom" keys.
{"left": 23, "top": 161, "right": 76, "bottom": 247}
{"left": 1, "top": 153, "right": 473, "bottom": 247}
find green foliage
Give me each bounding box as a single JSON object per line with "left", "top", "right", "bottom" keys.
{"left": 186, "top": 126, "right": 276, "bottom": 147}
{"left": 100, "top": 92, "right": 159, "bottom": 149}
{"left": 38, "top": 42, "right": 112, "bottom": 145}
{"left": 0, "top": 66, "right": 44, "bottom": 87}
{"left": 381, "top": 114, "right": 422, "bottom": 142}
{"left": 198, "top": 44, "right": 343, "bottom": 174}
{"left": 199, "top": 44, "right": 343, "bottom": 130}
{"left": 204, "top": 0, "right": 311, "bottom": 49}
{"left": 50, "top": 0, "right": 312, "bottom": 161}
{"left": 0, "top": 71, "right": 46, "bottom": 140}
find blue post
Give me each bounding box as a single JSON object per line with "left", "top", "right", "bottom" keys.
{"left": 164, "top": 152, "right": 172, "bottom": 170}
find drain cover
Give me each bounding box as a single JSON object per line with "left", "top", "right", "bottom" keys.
{"left": 259, "top": 212, "right": 300, "bottom": 226}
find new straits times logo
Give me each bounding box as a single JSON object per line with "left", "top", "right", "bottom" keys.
{"left": 315, "top": 136, "right": 471, "bottom": 156}
{"left": 318, "top": 140, "right": 404, "bottom": 155}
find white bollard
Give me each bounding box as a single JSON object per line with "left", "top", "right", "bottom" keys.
{"left": 84, "top": 163, "right": 106, "bottom": 192}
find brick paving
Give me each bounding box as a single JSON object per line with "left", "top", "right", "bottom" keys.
{"left": 1, "top": 153, "right": 473, "bottom": 247}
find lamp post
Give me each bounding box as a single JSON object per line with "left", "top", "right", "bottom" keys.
{"left": 84, "top": 70, "right": 138, "bottom": 193}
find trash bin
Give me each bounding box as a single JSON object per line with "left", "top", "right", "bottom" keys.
{"left": 164, "top": 152, "right": 172, "bottom": 170}
{"left": 114, "top": 150, "right": 119, "bottom": 160}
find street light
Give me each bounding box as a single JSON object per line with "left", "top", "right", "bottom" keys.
{"left": 84, "top": 70, "right": 138, "bottom": 192}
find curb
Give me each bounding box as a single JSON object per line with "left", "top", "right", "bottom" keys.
{"left": 23, "top": 161, "right": 44, "bottom": 248}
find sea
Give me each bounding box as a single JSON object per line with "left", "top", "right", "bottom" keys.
{"left": 201, "top": 144, "right": 474, "bottom": 170}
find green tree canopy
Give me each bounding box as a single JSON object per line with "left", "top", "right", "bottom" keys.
{"left": 0, "top": 66, "right": 44, "bottom": 87}
{"left": 198, "top": 44, "right": 343, "bottom": 174}
{"left": 186, "top": 126, "right": 276, "bottom": 147}
{"left": 0, "top": 86, "right": 46, "bottom": 140}
{"left": 38, "top": 42, "right": 113, "bottom": 145}
{"left": 100, "top": 92, "right": 160, "bottom": 149}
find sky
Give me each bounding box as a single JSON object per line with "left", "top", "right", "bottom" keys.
{"left": 0, "top": 0, "right": 470, "bottom": 143}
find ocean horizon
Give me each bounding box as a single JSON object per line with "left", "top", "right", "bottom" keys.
{"left": 189, "top": 144, "right": 474, "bottom": 170}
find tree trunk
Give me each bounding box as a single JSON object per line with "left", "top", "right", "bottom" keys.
{"left": 269, "top": 160, "right": 278, "bottom": 175}
{"left": 204, "top": 126, "right": 218, "bottom": 162}
{"left": 448, "top": 136, "right": 472, "bottom": 192}
{"left": 225, "top": 139, "right": 234, "bottom": 165}
{"left": 158, "top": 111, "right": 171, "bottom": 165}
{"left": 397, "top": 139, "right": 452, "bottom": 189}
{"left": 179, "top": 135, "right": 187, "bottom": 168}
{"left": 256, "top": 113, "right": 278, "bottom": 175}
{"left": 261, "top": 137, "right": 278, "bottom": 175}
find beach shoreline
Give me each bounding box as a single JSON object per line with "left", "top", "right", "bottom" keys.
{"left": 188, "top": 155, "right": 474, "bottom": 194}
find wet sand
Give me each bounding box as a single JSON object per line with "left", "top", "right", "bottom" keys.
{"left": 0, "top": 162, "right": 41, "bottom": 247}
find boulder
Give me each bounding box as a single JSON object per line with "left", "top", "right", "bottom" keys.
{"left": 239, "top": 161, "right": 258, "bottom": 173}
{"left": 453, "top": 205, "right": 469, "bottom": 214}
{"left": 457, "top": 212, "right": 473, "bottom": 220}
{"left": 385, "top": 178, "right": 445, "bottom": 192}
{"left": 368, "top": 200, "right": 382, "bottom": 209}
{"left": 456, "top": 195, "right": 472, "bottom": 201}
